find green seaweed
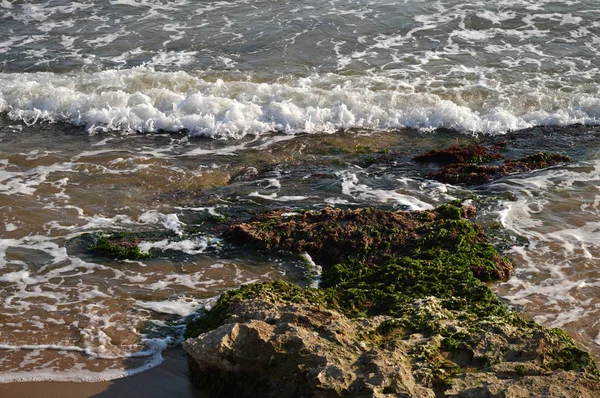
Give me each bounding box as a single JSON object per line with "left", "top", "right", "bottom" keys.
{"left": 184, "top": 280, "right": 339, "bottom": 339}
{"left": 88, "top": 233, "right": 152, "bottom": 260}
{"left": 186, "top": 201, "right": 598, "bottom": 387}
{"left": 188, "top": 202, "right": 511, "bottom": 333}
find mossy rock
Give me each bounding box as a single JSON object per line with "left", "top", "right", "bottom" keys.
{"left": 80, "top": 232, "right": 152, "bottom": 260}
{"left": 188, "top": 201, "right": 514, "bottom": 335}
{"left": 414, "top": 144, "right": 503, "bottom": 165}
{"left": 185, "top": 201, "right": 599, "bottom": 395}
{"left": 414, "top": 142, "right": 571, "bottom": 185}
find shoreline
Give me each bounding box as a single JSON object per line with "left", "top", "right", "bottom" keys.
{"left": 0, "top": 347, "right": 204, "bottom": 398}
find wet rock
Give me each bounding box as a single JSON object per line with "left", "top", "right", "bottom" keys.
{"left": 223, "top": 202, "right": 513, "bottom": 283}
{"left": 184, "top": 202, "right": 599, "bottom": 397}
{"left": 414, "top": 144, "right": 503, "bottom": 166}
{"left": 184, "top": 286, "right": 600, "bottom": 398}
{"left": 429, "top": 153, "right": 571, "bottom": 185}
{"left": 76, "top": 229, "right": 221, "bottom": 260}
{"left": 415, "top": 144, "right": 571, "bottom": 185}
{"left": 80, "top": 232, "right": 152, "bottom": 260}
{"left": 229, "top": 166, "right": 259, "bottom": 183}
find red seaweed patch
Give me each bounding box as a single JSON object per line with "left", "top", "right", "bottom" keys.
{"left": 415, "top": 144, "right": 571, "bottom": 185}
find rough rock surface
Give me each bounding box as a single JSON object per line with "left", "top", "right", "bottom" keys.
{"left": 184, "top": 290, "right": 600, "bottom": 397}
{"left": 414, "top": 144, "right": 571, "bottom": 185}
{"left": 184, "top": 295, "right": 434, "bottom": 398}
{"left": 184, "top": 202, "right": 600, "bottom": 397}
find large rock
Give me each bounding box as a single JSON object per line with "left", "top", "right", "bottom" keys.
{"left": 184, "top": 291, "right": 600, "bottom": 397}
{"left": 184, "top": 203, "right": 600, "bottom": 397}
{"left": 184, "top": 293, "right": 433, "bottom": 397}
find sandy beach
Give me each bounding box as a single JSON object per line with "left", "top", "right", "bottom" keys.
{"left": 0, "top": 348, "right": 204, "bottom": 398}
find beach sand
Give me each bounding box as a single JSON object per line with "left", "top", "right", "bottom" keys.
{"left": 0, "top": 347, "right": 205, "bottom": 398}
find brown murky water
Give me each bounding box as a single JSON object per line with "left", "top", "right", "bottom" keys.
{"left": 0, "top": 124, "right": 317, "bottom": 381}
{"left": 483, "top": 160, "right": 600, "bottom": 360}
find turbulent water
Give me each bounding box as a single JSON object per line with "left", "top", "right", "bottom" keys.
{"left": 2, "top": 0, "right": 600, "bottom": 383}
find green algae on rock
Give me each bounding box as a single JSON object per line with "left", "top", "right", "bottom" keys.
{"left": 429, "top": 153, "right": 571, "bottom": 185}
{"left": 223, "top": 201, "right": 512, "bottom": 283}
{"left": 414, "top": 144, "right": 571, "bottom": 185}
{"left": 183, "top": 201, "right": 600, "bottom": 396}
{"left": 414, "top": 144, "right": 504, "bottom": 166}
{"left": 184, "top": 284, "right": 600, "bottom": 397}
{"left": 82, "top": 232, "right": 152, "bottom": 260}
{"left": 76, "top": 221, "right": 225, "bottom": 260}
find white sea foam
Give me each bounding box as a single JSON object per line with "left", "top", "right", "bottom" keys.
{"left": 138, "top": 211, "right": 185, "bottom": 235}
{"left": 0, "top": 341, "right": 166, "bottom": 383}
{"left": 1, "top": 68, "right": 600, "bottom": 138}
{"left": 248, "top": 192, "right": 311, "bottom": 202}
{"left": 489, "top": 160, "right": 600, "bottom": 343}
{"left": 138, "top": 236, "right": 221, "bottom": 255}
{"left": 4, "top": 223, "right": 17, "bottom": 231}
{"left": 300, "top": 252, "right": 322, "bottom": 289}
{"left": 136, "top": 297, "right": 205, "bottom": 317}
{"left": 339, "top": 170, "right": 434, "bottom": 210}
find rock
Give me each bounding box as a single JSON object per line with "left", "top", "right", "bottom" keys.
{"left": 79, "top": 232, "right": 152, "bottom": 260}
{"left": 184, "top": 202, "right": 600, "bottom": 397}
{"left": 414, "top": 144, "right": 503, "bottom": 165}
{"left": 184, "top": 294, "right": 435, "bottom": 398}
{"left": 447, "top": 370, "right": 600, "bottom": 398}
{"left": 222, "top": 202, "right": 513, "bottom": 283}
{"left": 414, "top": 144, "right": 571, "bottom": 185}
{"left": 184, "top": 291, "right": 600, "bottom": 397}
{"left": 428, "top": 153, "right": 571, "bottom": 185}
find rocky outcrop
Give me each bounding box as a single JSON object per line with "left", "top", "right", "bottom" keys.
{"left": 184, "top": 284, "right": 600, "bottom": 397}
{"left": 184, "top": 292, "right": 432, "bottom": 397}
{"left": 414, "top": 144, "right": 571, "bottom": 185}
{"left": 183, "top": 202, "right": 600, "bottom": 397}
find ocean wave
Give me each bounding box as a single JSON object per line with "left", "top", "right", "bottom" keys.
{"left": 1, "top": 68, "right": 600, "bottom": 138}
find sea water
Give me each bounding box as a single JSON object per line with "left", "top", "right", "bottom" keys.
{"left": 2, "top": 0, "right": 600, "bottom": 382}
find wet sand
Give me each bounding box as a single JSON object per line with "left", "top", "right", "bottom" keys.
{"left": 0, "top": 347, "right": 205, "bottom": 398}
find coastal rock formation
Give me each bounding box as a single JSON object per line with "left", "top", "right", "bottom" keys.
{"left": 184, "top": 287, "right": 600, "bottom": 397}
{"left": 414, "top": 144, "right": 571, "bottom": 185}
{"left": 183, "top": 202, "right": 600, "bottom": 397}
{"left": 184, "top": 290, "right": 432, "bottom": 397}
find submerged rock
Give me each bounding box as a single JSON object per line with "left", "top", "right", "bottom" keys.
{"left": 414, "top": 144, "right": 503, "bottom": 166}
{"left": 415, "top": 144, "right": 571, "bottom": 185}
{"left": 76, "top": 229, "right": 221, "bottom": 260}
{"left": 183, "top": 202, "right": 600, "bottom": 397}
{"left": 80, "top": 232, "right": 153, "bottom": 260}
{"left": 429, "top": 153, "right": 571, "bottom": 185}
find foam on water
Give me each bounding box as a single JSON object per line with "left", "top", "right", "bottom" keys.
{"left": 0, "top": 226, "right": 287, "bottom": 381}
{"left": 0, "top": 142, "right": 298, "bottom": 382}
{"left": 135, "top": 297, "right": 208, "bottom": 317}
{"left": 339, "top": 170, "right": 437, "bottom": 211}
{"left": 0, "top": 68, "right": 599, "bottom": 137}
{"left": 300, "top": 253, "right": 322, "bottom": 289}
{"left": 487, "top": 160, "right": 600, "bottom": 355}
{"left": 0, "top": 338, "right": 168, "bottom": 383}
{"left": 1, "top": 0, "right": 600, "bottom": 137}
{"left": 138, "top": 236, "right": 221, "bottom": 255}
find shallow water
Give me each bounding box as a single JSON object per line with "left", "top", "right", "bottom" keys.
{"left": 0, "top": 120, "right": 466, "bottom": 381}
{"left": 486, "top": 161, "right": 600, "bottom": 360}
{"left": 2, "top": 0, "right": 600, "bottom": 383}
